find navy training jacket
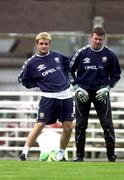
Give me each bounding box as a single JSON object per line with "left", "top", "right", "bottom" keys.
{"left": 18, "top": 51, "right": 70, "bottom": 92}
{"left": 70, "top": 45, "right": 121, "bottom": 90}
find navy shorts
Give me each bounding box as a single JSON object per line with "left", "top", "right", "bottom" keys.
{"left": 37, "top": 97, "right": 74, "bottom": 125}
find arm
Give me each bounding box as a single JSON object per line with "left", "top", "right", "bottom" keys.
{"left": 108, "top": 54, "right": 121, "bottom": 88}
{"left": 69, "top": 49, "right": 82, "bottom": 86}
{"left": 18, "top": 61, "right": 37, "bottom": 89}
{"left": 69, "top": 48, "right": 89, "bottom": 103}
{"left": 61, "top": 55, "right": 70, "bottom": 78}
{"left": 96, "top": 53, "right": 121, "bottom": 101}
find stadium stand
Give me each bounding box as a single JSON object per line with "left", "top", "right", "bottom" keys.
{"left": 0, "top": 0, "right": 124, "bottom": 161}
{"left": 0, "top": 91, "right": 124, "bottom": 160}
{"left": 0, "top": 1, "right": 124, "bottom": 34}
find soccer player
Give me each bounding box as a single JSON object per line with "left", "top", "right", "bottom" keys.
{"left": 69, "top": 27, "right": 121, "bottom": 162}
{"left": 18, "top": 32, "right": 74, "bottom": 161}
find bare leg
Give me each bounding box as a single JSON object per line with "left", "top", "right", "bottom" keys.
{"left": 60, "top": 121, "right": 73, "bottom": 149}
{"left": 20, "top": 122, "right": 45, "bottom": 159}
{"left": 25, "top": 122, "right": 45, "bottom": 147}
{"left": 54, "top": 121, "right": 73, "bottom": 161}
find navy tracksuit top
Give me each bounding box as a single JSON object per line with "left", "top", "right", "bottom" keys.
{"left": 18, "top": 51, "right": 70, "bottom": 92}
{"left": 70, "top": 45, "right": 121, "bottom": 90}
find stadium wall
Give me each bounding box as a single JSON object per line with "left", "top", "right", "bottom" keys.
{"left": 0, "top": 0, "right": 124, "bottom": 34}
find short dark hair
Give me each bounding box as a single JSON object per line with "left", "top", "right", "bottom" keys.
{"left": 91, "top": 27, "right": 105, "bottom": 36}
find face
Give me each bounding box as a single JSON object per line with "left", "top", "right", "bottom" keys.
{"left": 36, "top": 39, "right": 50, "bottom": 55}
{"left": 90, "top": 33, "right": 105, "bottom": 50}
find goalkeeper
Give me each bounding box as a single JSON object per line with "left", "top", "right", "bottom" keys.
{"left": 69, "top": 27, "right": 121, "bottom": 162}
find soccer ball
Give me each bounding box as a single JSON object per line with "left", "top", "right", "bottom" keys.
{"left": 39, "top": 151, "right": 49, "bottom": 161}
{"left": 47, "top": 150, "right": 57, "bottom": 161}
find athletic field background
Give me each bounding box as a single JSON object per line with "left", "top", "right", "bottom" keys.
{"left": 0, "top": 160, "right": 124, "bottom": 180}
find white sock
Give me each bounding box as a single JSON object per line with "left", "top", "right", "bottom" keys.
{"left": 55, "top": 149, "right": 65, "bottom": 161}
{"left": 22, "top": 145, "right": 30, "bottom": 158}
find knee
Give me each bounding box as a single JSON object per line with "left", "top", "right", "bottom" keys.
{"left": 63, "top": 121, "right": 74, "bottom": 131}
{"left": 34, "top": 122, "right": 44, "bottom": 132}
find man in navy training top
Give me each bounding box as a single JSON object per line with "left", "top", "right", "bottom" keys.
{"left": 18, "top": 32, "right": 74, "bottom": 161}
{"left": 70, "top": 27, "right": 121, "bottom": 162}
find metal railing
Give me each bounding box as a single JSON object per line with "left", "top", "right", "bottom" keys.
{"left": 0, "top": 91, "right": 124, "bottom": 160}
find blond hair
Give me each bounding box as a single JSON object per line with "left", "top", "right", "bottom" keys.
{"left": 35, "top": 32, "right": 51, "bottom": 43}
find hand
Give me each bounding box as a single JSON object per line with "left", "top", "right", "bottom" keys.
{"left": 95, "top": 86, "right": 110, "bottom": 102}
{"left": 74, "top": 85, "right": 89, "bottom": 103}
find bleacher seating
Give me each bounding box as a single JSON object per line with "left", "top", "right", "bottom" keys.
{"left": 0, "top": 91, "right": 124, "bottom": 160}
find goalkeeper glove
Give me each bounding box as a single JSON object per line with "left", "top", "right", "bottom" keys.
{"left": 74, "top": 85, "right": 89, "bottom": 103}
{"left": 95, "top": 86, "right": 110, "bottom": 102}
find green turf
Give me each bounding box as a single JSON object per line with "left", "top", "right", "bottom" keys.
{"left": 0, "top": 160, "right": 124, "bottom": 180}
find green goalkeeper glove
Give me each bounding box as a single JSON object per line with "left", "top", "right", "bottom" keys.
{"left": 74, "top": 85, "right": 89, "bottom": 103}
{"left": 95, "top": 86, "right": 110, "bottom": 102}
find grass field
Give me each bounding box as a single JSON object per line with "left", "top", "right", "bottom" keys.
{"left": 0, "top": 160, "right": 124, "bottom": 180}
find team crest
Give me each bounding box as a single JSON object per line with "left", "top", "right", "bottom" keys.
{"left": 39, "top": 112, "right": 44, "bottom": 118}
{"left": 54, "top": 57, "right": 60, "bottom": 63}
{"left": 102, "top": 57, "right": 107, "bottom": 63}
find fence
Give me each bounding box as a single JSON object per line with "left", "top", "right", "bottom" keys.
{"left": 0, "top": 91, "right": 124, "bottom": 160}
